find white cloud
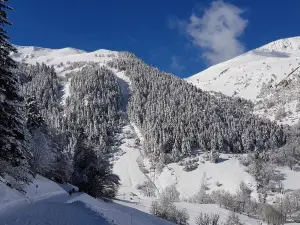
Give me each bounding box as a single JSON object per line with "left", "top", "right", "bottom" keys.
{"left": 185, "top": 1, "right": 248, "bottom": 65}
{"left": 171, "top": 56, "right": 185, "bottom": 72}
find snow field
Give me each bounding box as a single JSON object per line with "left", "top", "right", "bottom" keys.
{"left": 187, "top": 37, "right": 300, "bottom": 125}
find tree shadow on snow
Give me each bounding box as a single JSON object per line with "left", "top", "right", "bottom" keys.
{"left": 114, "top": 198, "right": 140, "bottom": 205}
{"left": 292, "top": 166, "right": 300, "bottom": 172}
{"left": 59, "top": 183, "right": 79, "bottom": 192}
{"left": 216, "top": 158, "right": 229, "bottom": 163}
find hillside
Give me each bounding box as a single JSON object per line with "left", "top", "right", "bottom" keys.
{"left": 14, "top": 45, "right": 287, "bottom": 159}
{"left": 187, "top": 37, "right": 300, "bottom": 125}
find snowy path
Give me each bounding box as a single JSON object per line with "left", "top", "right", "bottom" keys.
{"left": 0, "top": 193, "right": 112, "bottom": 225}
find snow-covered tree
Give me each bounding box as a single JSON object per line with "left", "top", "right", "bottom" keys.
{"left": 195, "top": 213, "right": 220, "bottom": 225}
{"left": 109, "top": 53, "right": 286, "bottom": 163}
{"left": 275, "top": 106, "right": 286, "bottom": 121}
{"left": 209, "top": 150, "right": 220, "bottom": 163}
{"left": 151, "top": 196, "right": 189, "bottom": 225}
{"left": 160, "top": 184, "right": 180, "bottom": 202}
{"left": 261, "top": 204, "right": 285, "bottom": 225}
{"left": 25, "top": 96, "right": 45, "bottom": 132}
{"left": 72, "top": 128, "right": 120, "bottom": 198}
{"left": 226, "top": 213, "right": 244, "bottom": 225}
{"left": 0, "top": 0, "right": 28, "bottom": 168}
{"left": 25, "top": 97, "right": 58, "bottom": 177}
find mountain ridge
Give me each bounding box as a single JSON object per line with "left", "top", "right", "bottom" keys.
{"left": 187, "top": 36, "right": 300, "bottom": 125}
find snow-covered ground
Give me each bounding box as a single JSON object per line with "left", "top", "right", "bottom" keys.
{"left": 0, "top": 175, "right": 173, "bottom": 225}
{"left": 113, "top": 125, "right": 257, "bottom": 199}
{"left": 186, "top": 36, "right": 300, "bottom": 125}
{"left": 0, "top": 193, "right": 112, "bottom": 225}
{"left": 0, "top": 175, "right": 65, "bottom": 210}
{"left": 1, "top": 125, "right": 300, "bottom": 225}
{"left": 113, "top": 125, "right": 149, "bottom": 194}
{"left": 113, "top": 125, "right": 300, "bottom": 198}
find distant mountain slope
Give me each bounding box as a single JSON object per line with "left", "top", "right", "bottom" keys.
{"left": 13, "top": 45, "right": 286, "bottom": 161}
{"left": 12, "top": 45, "right": 119, "bottom": 77}
{"left": 187, "top": 37, "right": 300, "bottom": 125}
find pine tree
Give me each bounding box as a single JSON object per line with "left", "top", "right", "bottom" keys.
{"left": 72, "top": 127, "right": 91, "bottom": 186}
{"left": 0, "top": 0, "right": 28, "bottom": 167}
{"left": 25, "top": 96, "right": 45, "bottom": 132}
{"left": 72, "top": 128, "right": 120, "bottom": 198}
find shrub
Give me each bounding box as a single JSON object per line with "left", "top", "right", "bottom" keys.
{"left": 215, "top": 181, "right": 222, "bottom": 187}
{"left": 134, "top": 138, "right": 141, "bottom": 147}
{"left": 136, "top": 180, "right": 156, "bottom": 197}
{"left": 195, "top": 212, "right": 220, "bottom": 225}
{"left": 226, "top": 213, "right": 244, "bottom": 225}
{"left": 136, "top": 156, "right": 149, "bottom": 174}
{"left": 151, "top": 197, "right": 189, "bottom": 225}
{"left": 183, "top": 159, "right": 199, "bottom": 171}
{"left": 261, "top": 204, "right": 285, "bottom": 225}
{"left": 209, "top": 150, "right": 220, "bottom": 163}
{"left": 275, "top": 106, "right": 286, "bottom": 121}
{"left": 189, "top": 189, "right": 213, "bottom": 204}
{"left": 161, "top": 184, "right": 180, "bottom": 202}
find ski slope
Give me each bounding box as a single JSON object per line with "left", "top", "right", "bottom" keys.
{"left": 187, "top": 36, "right": 300, "bottom": 125}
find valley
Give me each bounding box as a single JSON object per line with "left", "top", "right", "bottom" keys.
{"left": 1, "top": 37, "right": 300, "bottom": 225}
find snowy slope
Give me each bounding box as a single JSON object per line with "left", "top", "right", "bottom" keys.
{"left": 111, "top": 124, "right": 300, "bottom": 224}
{"left": 113, "top": 125, "right": 149, "bottom": 194}
{"left": 187, "top": 36, "right": 300, "bottom": 125}
{"left": 113, "top": 125, "right": 300, "bottom": 199}
{"left": 0, "top": 174, "right": 175, "bottom": 225}
{"left": 151, "top": 154, "right": 257, "bottom": 198}
{"left": 1, "top": 172, "right": 299, "bottom": 225}
{"left": 0, "top": 176, "right": 174, "bottom": 225}
{"left": 0, "top": 175, "right": 66, "bottom": 210}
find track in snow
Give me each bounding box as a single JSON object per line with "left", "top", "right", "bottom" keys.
{"left": 0, "top": 193, "right": 112, "bottom": 225}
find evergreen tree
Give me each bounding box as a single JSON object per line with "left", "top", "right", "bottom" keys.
{"left": 25, "top": 96, "right": 45, "bottom": 132}
{"left": 0, "top": 0, "right": 28, "bottom": 167}
{"left": 26, "top": 97, "right": 58, "bottom": 178}
{"left": 72, "top": 128, "right": 120, "bottom": 198}
{"left": 72, "top": 128, "right": 91, "bottom": 183}
{"left": 108, "top": 53, "right": 286, "bottom": 163}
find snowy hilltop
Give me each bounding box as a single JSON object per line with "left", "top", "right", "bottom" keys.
{"left": 187, "top": 36, "right": 300, "bottom": 125}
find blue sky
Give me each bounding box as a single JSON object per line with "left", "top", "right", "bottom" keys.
{"left": 7, "top": 0, "right": 300, "bottom": 78}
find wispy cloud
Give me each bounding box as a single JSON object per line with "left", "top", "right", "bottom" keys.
{"left": 170, "top": 56, "right": 185, "bottom": 72}
{"left": 171, "top": 1, "right": 248, "bottom": 65}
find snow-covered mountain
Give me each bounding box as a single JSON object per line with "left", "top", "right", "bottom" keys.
{"left": 12, "top": 45, "right": 129, "bottom": 106}
{"left": 187, "top": 37, "right": 300, "bottom": 125}
{"left": 13, "top": 45, "right": 119, "bottom": 77}
{"left": 9, "top": 44, "right": 300, "bottom": 225}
